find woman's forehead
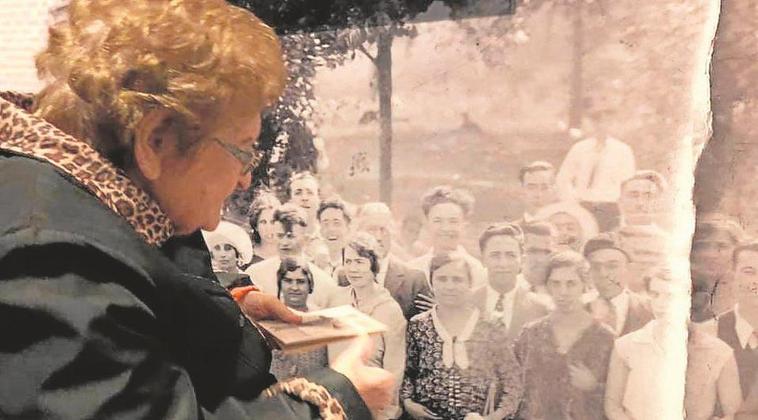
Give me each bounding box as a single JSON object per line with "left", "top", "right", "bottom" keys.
{"left": 284, "top": 270, "right": 306, "bottom": 280}
{"left": 435, "top": 261, "right": 468, "bottom": 276}
{"left": 548, "top": 266, "right": 581, "bottom": 280}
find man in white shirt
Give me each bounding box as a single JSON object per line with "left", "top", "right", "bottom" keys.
{"left": 584, "top": 233, "right": 652, "bottom": 336}
{"left": 409, "top": 185, "right": 487, "bottom": 290}
{"left": 556, "top": 127, "right": 635, "bottom": 232}
{"left": 472, "top": 223, "right": 548, "bottom": 340}
{"left": 245, "top": 204, "right": 343, "bottom": 310}
{"left": 517, "top": 161, "right": 559, "bottom": 226}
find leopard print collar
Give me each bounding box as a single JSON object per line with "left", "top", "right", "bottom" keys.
{"left": 0, "top": 91, "right": 175, "bottom": 246}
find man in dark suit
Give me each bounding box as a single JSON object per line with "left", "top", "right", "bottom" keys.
{"left": 472, "top": 223, "right": 549, "bottom": 340}
{"left": 354, "top": 202, "right": 434, "bottom": 320}
{"left": 715, "top": 241, "right": 758, "bottom": 418}
{"left": 584, "top": 232, "right": 653, "bottom": 336}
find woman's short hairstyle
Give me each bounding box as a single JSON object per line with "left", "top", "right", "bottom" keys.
{"left": 248, "top": 192, "right": 281, "bottom": 244}
{"left": 420, "top": 185, "right": 475, "bottom": 218}
{"left": 276, "top": 257, "right": 314, "bottom": 299}
{"left": 479, "top": 222, "right": 524, "bottom": 253}
{"left": 343, "top": 232, "right": 381, "bottom": 276}
{"left": 545, "top": 250, "right": 590, "bottom": 285}
{"left": 429, "top": 254, "right": 473, "bottom": 287}
{"left": 34, "top": 0, "right": 285, "bottom": 169}
{"left": 272, "top": 203, "right": 309, "bottom": 233}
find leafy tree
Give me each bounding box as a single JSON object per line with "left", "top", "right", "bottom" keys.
{"left": 224, "top": 0, "right": 516, "bottom": 218}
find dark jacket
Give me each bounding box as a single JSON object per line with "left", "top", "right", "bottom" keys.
{"left": 0, "top": 93, "right": 369, "bottom": 419}
{"left": 383, "top": 257, "right": 433, "bottom": 321}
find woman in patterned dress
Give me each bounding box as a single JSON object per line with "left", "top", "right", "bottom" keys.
{"left": 401, "top": 254, "right": 523, "bottom": 420}
{"left": 514, "top": 250, "right": 615, "bottom": 420}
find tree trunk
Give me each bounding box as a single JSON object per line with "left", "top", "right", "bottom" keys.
{"left": 568, "top": 1, "right": 583, "bottom": 128}
{"left": 376, "top": 30, "right": 394, "bottom": 205}
{"left": 693, "top": 0, "right": 738, "bottom": 215}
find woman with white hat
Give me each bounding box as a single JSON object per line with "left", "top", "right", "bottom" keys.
{"left": 203, "top": 220, "right": 255, "bottom": 289}
{"left": 534, "top": 201, "right": 599, "bottom": 253}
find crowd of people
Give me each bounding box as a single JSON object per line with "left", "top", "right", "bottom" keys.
{"left": 201, "top": 131, "right": 757, "bottom": 419}
{"left": 11, "top": 1, "right": 756, "bottom": 418}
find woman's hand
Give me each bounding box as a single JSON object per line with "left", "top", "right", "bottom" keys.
{"left": 404, "top": 399, "right": 441, "bottom": 419}
{"left": 568, "top": 362, "right": 598, "bottom": 392}
{"left": 332, "top": 335, "right": 395, "bottom": 413}
{"left": 240, "top": 291, "right": 302, "bottom": 324}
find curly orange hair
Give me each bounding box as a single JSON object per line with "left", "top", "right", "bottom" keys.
{"left": 33, "top": 0, "right": 286, "bottom": 168}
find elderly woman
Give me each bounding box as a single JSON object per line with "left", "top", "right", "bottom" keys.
{"left": 340, "top": 232, "right": 408, "bottom": 420}
{"left": 0, "top": 1, "right": 391, "bottom": 418}
{"left": 401, "top": 254, "right": 523, "bottom": 420}
{"left": 203, "top": 220, "right": 255, "bottom": 288}
{"left": 514, "top": 250, "right": 614, "bottom": 420}
{"left": 249, "top": 192, "right": 282, "bottom": 263}
{"left": 605, "top": 267, "right": 741, "bottom": 420}
{"left": 534, "top": 202, "right": 599, "bottom": 253}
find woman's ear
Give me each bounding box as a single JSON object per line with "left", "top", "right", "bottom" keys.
{"left": 132, "top": 108, "right": 175, "bottom": 180}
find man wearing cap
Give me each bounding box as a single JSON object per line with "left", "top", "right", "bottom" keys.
{"left": 585, "top": 232, "right": 652, "bottom": 336}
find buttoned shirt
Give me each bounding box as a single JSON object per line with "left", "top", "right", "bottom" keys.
{"left": 556, "top": 137, "right": 636, "bottom": 203}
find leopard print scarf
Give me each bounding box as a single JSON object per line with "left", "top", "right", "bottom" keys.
{"left": 0, "top": 91, "right": 174, "bottom": 246}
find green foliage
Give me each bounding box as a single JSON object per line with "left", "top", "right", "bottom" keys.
{"left": 223, "top": 0, "right": 516, "bottom": 219}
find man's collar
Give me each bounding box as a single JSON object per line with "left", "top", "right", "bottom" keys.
{"left": 0, "top": 92, "right": 174, "bottom": 246}
{"left": 734, "top": 304, "right": 757, "bottom": 348}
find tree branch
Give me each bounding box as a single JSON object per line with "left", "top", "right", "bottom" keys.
{"left": 357, "top": 44, "right": 377, "bottom": 63}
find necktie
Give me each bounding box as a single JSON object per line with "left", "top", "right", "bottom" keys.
{"left": 596, "top": 298, "right": 617, "bottom": 334}
{"left": 586, "top": 141, "right": 605, "bottom": 190}
{"left": 495, "top": 293, "right": 505, "bottom": 313}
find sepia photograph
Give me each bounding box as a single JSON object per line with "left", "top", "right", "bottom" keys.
{"left": 0, "top": 0, "right": 750, "bottom": 419}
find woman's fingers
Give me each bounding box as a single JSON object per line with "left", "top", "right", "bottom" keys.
{"left": 241, "top": 292, "right": 302, "bottom": 323}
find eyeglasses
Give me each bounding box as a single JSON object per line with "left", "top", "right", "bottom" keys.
{"left": 211, "top": 137, "right": 261, "bottom": 175}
